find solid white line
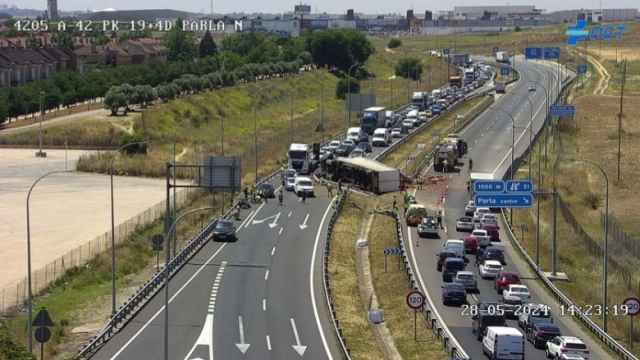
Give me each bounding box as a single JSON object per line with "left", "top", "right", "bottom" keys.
{"left": 271, "top": 246, "right": 276, "bottom": 256}
{"left": 264, "top": 270, "right": 270, "bottom": 281}
{"left": 310, "top": 197, "right": 337, "bottom": 360}
{"left": 406, "top": 228, "right": 469, "bottom": 358}
{"left": 266, "top": 335, "right": 272, "bottom": 351}
{"left": 109, "top": 243, "right": 228, "bottom": 359}
{"left": 262, "top": 298, "right": 267, "bottom": 311}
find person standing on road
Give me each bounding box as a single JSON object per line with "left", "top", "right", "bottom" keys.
{"left": 392, "top": 196, "right": 397, "bottom": 210}
{"left": 244, "top": 187, "right": 249, "bottom": 201}
{"left": 326, "top": 182, "right": 334, "bottom": 197}
{"left": 301, "top": 190, "right": 307, "bottom": 203}
{"left": 437, "top": 210, "right": 443, "bottom": 229}
{"left": 337, "top": 179, "right": 342, "bottom": 193}
{"left": 278, "top": 190, "right": 283, "bottom": 206}
{"left": 469, "top": 158, "right": 473, "bottom": 171}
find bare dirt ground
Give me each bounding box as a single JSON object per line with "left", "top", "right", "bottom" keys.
{"left": 0, "top": 149, "right": 167, "bottom": 293}
{"left": 592, "top": 47, "right": 640, "bottom": 62}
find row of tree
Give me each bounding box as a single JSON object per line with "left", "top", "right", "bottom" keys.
{"left": 0, "top": 28, "right": 374, "bottom": 124}
{"left": 104, "top": 60, "right": 306, "bottom": 115}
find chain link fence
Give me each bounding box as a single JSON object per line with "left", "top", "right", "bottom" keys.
{"left": 0, "top": 188, "right": 196, "bottom": 315}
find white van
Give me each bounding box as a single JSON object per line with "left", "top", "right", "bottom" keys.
{"left": 346, "top": 127, "right": 363, "bottom": 143}
{"left": 482, "top": 326, "right": 524, "bottom": 360}
{"left": 372, "top": 128, "right": 391, "bottom": 147}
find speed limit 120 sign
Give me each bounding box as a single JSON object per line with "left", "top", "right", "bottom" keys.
{"left": 623, "top": 297, "right": 640, "bottom": 316}
{"left": 406, "top": 290, "right": 425, "bottom": 310}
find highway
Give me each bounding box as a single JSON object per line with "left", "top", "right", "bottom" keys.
{"left": 407, "top": 57, "right": 612, "bottom": 359}
{"left": 92, "top": 185, "right": 342, "bottom": 360}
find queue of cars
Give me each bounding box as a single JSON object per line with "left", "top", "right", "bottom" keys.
{"left": 433, "top": 196, "right": 593, "bottom": 359}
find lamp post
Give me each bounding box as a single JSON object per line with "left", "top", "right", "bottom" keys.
{"left": 163, "top": 206, "right": 217, "bottom": 360}
{"left": 346, "top": 62, "right": 360, "bottom": 129}
{"left": 555, "top": 159, "right": 609, "bottom": 331}
{"left": 109, "top": 140, "right": 148, "bottom": 316}
{"left": 26, "top": 169, "right": 73, "bottom": 352}
{"left": 490, "top": 106, "right": 516, "bottom": 226}
{"left": 526, "top": 78, "right": 549, "bottom": 268}
{"left": 36, "top": 91, "right": 46, "bottom": 158}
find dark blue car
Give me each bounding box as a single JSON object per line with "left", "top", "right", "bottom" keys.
{"left": 431, "top": 105, "right": 442, "bottom": 115}
{"left": 441, "top": 282, "right": 467, "bottom": 306}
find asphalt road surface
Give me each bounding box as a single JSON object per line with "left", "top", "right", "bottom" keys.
{"left": 92, "top": 183, "right": 342, "bottom": 360}
{"left": 406, "top": 57, "right": 611, "bottom": 360}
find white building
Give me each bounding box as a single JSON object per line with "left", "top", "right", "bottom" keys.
{"left": 453, "top": 5, "right": 542, "bottom": 20}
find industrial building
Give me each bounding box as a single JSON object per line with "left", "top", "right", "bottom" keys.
{"left": 453, "top": 5, "right": 542, "bottom": 20}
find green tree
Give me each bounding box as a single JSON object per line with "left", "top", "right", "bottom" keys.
{"left": 305, "top": 29, "right": 374, "bottom": 72}
{"left": 395, "top": 57, "right": 423, "bottom": 80}
{"left": 199, "top": 30, "right": 218, "bottom": 58}
{"left": 0, "top": 92, "right": 8, "bottom": 125}
{"left": 165, "top": 18, "right": 197, "bottom": 62}
{"left": 387, "top": 38, "right": 402, "bottom": 49}
{"left": 104, "top": 87, "right": 127, "bottom": 116}
{"left": 335, "top": 77, "right": 360, "bottom": 99}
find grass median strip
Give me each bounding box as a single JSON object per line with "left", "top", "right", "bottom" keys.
{"left": 328, "top": 194, "right": 385, "bottom": 359}
{"left": 368, "top": 204, "right": 448, "bottom": 360}
{"left": 381, "top": 94, "right": 493, "bottom": 174}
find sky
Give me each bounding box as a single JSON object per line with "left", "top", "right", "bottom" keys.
{"left": 5, "top": 0, "right": 640, "bottom": 14}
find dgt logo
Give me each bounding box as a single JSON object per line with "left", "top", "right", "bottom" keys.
{"left": 566, "top": 18, "right": 625, "bottom": 46}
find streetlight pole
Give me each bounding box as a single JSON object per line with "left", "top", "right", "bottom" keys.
{"left": 109, "top": 140, "right": 148, "bottom": 316}
{"left": 36, "top": 91, "right": 46, "bottom": 158}
{"left": 26, "top": 169, "right": 73, "bottom": 352}
{"left": 490, "top": 106, "right": 516, "bottom": 226}
{"left": 346, "top": 62, "right": 360, "bottom": 129}
{"left": 163, "top": 206, "right": 217, "bottom": 360}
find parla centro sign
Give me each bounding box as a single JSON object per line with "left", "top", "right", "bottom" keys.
{"left": 566, "top": 19, "right": 625, "bottom": 46}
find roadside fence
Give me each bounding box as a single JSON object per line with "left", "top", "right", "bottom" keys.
{"left": 0, "top": 188, "right": 197, "bottom": 315}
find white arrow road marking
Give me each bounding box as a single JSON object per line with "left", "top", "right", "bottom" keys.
{"left": 271, "top": 246, "right": 276, "bottom": 256}
{"left": 235, "top": 316, "right": 250, "bottom": 355}
{"left": 298, "top": 214, "right": 310, "bottom": 230}
{"left": 278, "top": 227, "right": 284, "bottom": 235}
{"left": 251, "top": 211, "right": 280, "bottom": 226}
{"left": 264, "top": 270, "right": 269, "bottom": 281}
{"left": 290, "top": 318, "right": 307, "bottom": 357}
{"left": 184, "top": 262, "right": 227, "bottom": 360}
{"left": 268, "top": 212, "right": 281, "bottom": 228}
{"left": 288, "top": 211, "right": 292, "bottom": 218}
{"left": 262, "top": 299, "right": 267, "bottom": 311}
{"left": 244, "top": 203, "right": 265, "bottom": 229}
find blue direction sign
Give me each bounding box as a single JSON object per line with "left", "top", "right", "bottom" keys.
{"left": 550, "top": 105, "right": 576, "bottom": 117}
{"left": 384, "top": 247, "right": 402, "bottom": 256}
{"left": 543, "top": 47, "right": 561, "bottom": 60}
{"left": 474, "top": 180, "right": 505, "bottom": 193}
{"left": 505, "top": 180, "right": 533, "bottom": 193}
{"left": 577, "top": 64, "right": 588, "bottom": 75}
{"left": 443, "top": 48, "right": 450, "bottom": 55}
{"left": 474, "top": 194, "right": 534, "bottom": 208}
{"left": 500, "top": 67, "right": 511, "bottom": 76}
{"left": 524, "top": 47, "right": 543, "bottom": 60}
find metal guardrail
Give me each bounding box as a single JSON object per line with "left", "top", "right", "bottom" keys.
{"left": 77, "top": 214, "right": 222, "bottom": 358}
{"left": 322, "top": 191, "right": 352, "bottom": 359}
{"left": 389, "top": 210, "right": 469, "bottom": 360}
{"left": 497, "top": 68, "right": 639, "bottom": 360}
{"left": 500, "top": 210, "right": 638, "bottom": 360}
{"left": 77, "top": 128, "right": 346, "bottom": 358}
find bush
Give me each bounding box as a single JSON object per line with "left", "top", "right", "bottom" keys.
{"left": 387, "top": 38, "right": 402, "bottom": 49}
{"left": 119, "top": 132, "right": 148, "bottom": 154}
{"left": 336, "top": 77, "right": 360, "bottom": 99}
{"left": 582, "top": 192, "right": 602, "bottom": 210}
{"left": 395, "top": 57, "right": 424, "bottom": 80}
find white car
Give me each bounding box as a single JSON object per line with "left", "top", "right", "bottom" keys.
{"left": 294, "top": 176, "right": 314, "bottom": 197}
{"left": 391, "top": 128, "right": 403, "bottom": 138}
{"left": 443, "top": 239, "right": 464, "bottom": 249}
{"left": 471, "top": 229, "right": 491, "bottom": 247}
{"left": 528, "top": 84, "right": 536, "bottom": 92}
{"left": 284, "top": 169, "right": 297, "bottom": 191}
{"left": 479, "top": 260, "right": 503, "bottom": 279}
{"left": 546, "top": 336, "right": 590, "bottom": 360}
{"left": 473, "top": 207, "right": 491, "bottom": 222}
{"left": 402, "top": 119, "right": 414, "bottom": 128}
{"left": 326, "top": 140, "right": 341, "bottom": 153}
{"left": 456, "top": 217, "right": 474, "bottom": 232}
{"left": 502, "top": 284, "right": 531, "bottom": 301}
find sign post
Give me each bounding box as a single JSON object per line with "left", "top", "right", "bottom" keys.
{"left": 33, "top": 308, "right": 54, "bottom": 360}
{"left": 406, "top": 290, "right": 425, "bottom": 341}
{"left": 624, "top": 297, "right": 640, "bottom": 347}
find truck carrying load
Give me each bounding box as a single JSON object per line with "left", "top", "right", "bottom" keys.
{"left": 411, "top": 92, "right": 430, "bottom": 110}
{"left": 361, "top": 106, "right": 386, "bottom": 134}
{"left": 328, "top": 157, "right": 400, "bottom": 193}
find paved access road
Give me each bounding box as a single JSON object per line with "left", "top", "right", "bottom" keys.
{"left": 92, "top": 183, "right": 342, "bottom": 360}
{"left": 407, "top": 57, "right": 612, "bottom": 360}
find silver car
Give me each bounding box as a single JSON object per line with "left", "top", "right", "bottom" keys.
{"left": 454, "top": 271, "right": 478, "bottom": 293}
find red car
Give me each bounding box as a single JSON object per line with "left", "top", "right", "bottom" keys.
{"left": 482, "top": 224, "right": 500, "bottom": 242}
{"left": 495, "top": 271, "right": 521, "bottom": 294}
{"left": 463, "top": 234, "right": 478, "bottom": 254}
